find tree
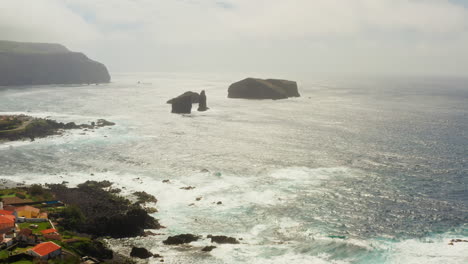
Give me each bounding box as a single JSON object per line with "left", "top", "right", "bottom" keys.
{"left": 61, "top": 205, "right": 86, "bottom": 230}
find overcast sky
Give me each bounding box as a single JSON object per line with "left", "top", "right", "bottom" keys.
{"left": 1, "top": 0, "right": 468, "bottom": 76}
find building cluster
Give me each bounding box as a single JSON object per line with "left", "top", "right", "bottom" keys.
{"left": 0, "top": 197, "right": 63, "bottom": 261}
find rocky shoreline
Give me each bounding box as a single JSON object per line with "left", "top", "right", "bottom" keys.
{"left": 0, "top": 176, "right": 249, "bottom": 263}
{"left": 0, "top": 180, "right": 161, "bottom": 263}
{"left": 0, "top": 114, "right": 115, "bottom": 141}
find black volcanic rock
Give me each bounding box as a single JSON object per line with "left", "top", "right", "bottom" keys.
{"left": 201, "top": 246, "right": 217, "bottom": 252}
{"left": 167, "top": 91, "right": 200, "bottom": 104}
{"left": 207, "top": 235, "right": 240, "bottom": 244}
{"left": 130, "top": 247, "right": 153, "bottom": 259}
{"left": 198, "top": 90, "right": 208, "bottom": 111}
{"left": 47, "top": 181, "right": 161, "bottom": 238}
{"left": 0, "top": 40, "right": 110, "bottom": 86}
{"left": 171, "top": 94, "right": 192, "bottom": 114}
{"left": 0, "top": 115, "right": 116, "bottom": 141}
{"left": 163, "top": 234, "right": 200, "bottom": 245}
{"left": 228, "top": 78, "right": 300, "bottom": 100}
{"left": 96, "top": 119, "right": 115, "bottom": 127}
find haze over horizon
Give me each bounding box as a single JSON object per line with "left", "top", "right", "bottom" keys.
{"left": 1, "top": 0, "right": 468, "bottom": 76}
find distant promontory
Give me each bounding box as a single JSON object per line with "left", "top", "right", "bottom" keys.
{"left": 0, "top": 40, "right": 110, "bottom": 86}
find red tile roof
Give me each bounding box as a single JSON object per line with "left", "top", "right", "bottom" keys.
{"left": 0, "top": 210, "right": 13, "bottom": 215}
{"left": 30, "top": 241, "right": 61, "bottom": 256}
{"left": 0, "top": 215, "right": 14, "bottom": 224}
{"left": 41, "top": 228, "right": 58, "bottom": 235}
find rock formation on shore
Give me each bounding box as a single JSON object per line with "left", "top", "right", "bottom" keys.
{"left": 0, "top": 40, "right": 110, "bottom": 86}
{"left": 163, "top": 234, "right": 200, "bottom": 245}
{"left": 48, "top": 181, "right": 161, "bottom": 238}
{"left": 0, "top": 115, "right": 115, "bottom": 141}
{"left": 207, "top": 235, "right": 240, "bottom": 244}
{"left": 130, "top": 247, "right": 153, "bottom": 259}
{"left": 167, "top": 91, "right": 200, "bottom": 104}
{"left": 228, "top": 78, "right": 300, "bottom": 100}
{"left": 198, "top": 90, "right": 208, "bottom": 111}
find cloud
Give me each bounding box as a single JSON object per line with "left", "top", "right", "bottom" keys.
{"left": 0, "top": 0, "right": 98, "bottom": 44}
{"left": 0, "top": 0, "right": 467, "bottom": 75}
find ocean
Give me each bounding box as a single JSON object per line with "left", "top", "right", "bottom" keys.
{"left": 0, "top": 72, "right": 467, "bottom": 263}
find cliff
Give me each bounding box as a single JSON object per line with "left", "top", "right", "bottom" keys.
{"left": 0, "top": 40, "right": 110, "bottom": 86}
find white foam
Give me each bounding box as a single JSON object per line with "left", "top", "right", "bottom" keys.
{"left": 3, "top": 168, "right": 464, "bottom": 264}
{"left": 209, "top": 244, "right": 351, "bottom": 264}
{"left": 0, "top": 140, "right": 33, "bottom": 150}
{"left": 383, "top": 234, "right": 468, "bottom": 264}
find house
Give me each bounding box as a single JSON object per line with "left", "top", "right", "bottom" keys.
{"left": 0, "top": 215, "right": 15, "bottom": 231}
{"left": 13, "top": 205, "right": 41, "bottom": 218}
{"left": 38, "top": 212, "right": 48, "bottom": 219}
{"left": 1, "top": 197, "right": 33, "bottom": 205}
{"left": 0, "top": 210, "right": 14, "bottom": 216}
{"left": 27, "top": 241, "right": 62, "bottom": 260}
{"left": 41, "top": 228, "right": 58, "bottom": 236}
{"left": 0, "top": 215, "right": 15, "bottom": 244}
{"left": 17, "top": 228, "right": 37, "bottom": 245}
{"left": 41, "top": 228, "right": 61, "bottom": 240}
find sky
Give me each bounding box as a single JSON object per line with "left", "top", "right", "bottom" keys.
{"left": 1, "top": 0, "right": 468, "bottom": 76}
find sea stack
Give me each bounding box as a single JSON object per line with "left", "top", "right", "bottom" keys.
{"left": 167, "top": 91, "right": 200, "bottom": 104}
{"left": 0, "top": 40, "right": 110, "bottom": 86}
{"left": 171, "top": 94, "right": 192, "bottom": 114}
{"left": 198, "top": 90, "right": 208, "bottom": 111}
{"left": 228, "top": 78, "right": 300, "bottom": 100}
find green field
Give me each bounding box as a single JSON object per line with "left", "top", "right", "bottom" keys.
{"left": 0, "top": 187, "right": 54, "bottom": 202}
{"left": 18, "top": 222, "right": 53, "bottom": 234}
{"left": 10, "top": 260, "right": 33, "bottom": 264}
{"left": 0, "top": 249, "right": 9, "bottom": 260}
{"left": 11, "top": 246, "right": 33, "bottom": 255}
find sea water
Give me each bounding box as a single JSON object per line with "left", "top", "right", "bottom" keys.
{"left": 0, "top": 73, "right": 467, "bottom": 263}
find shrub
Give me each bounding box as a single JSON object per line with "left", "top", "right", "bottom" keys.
{"left": 133, "top": 191, "right": 157, "bottom": 204}
{"left": 29, "top": 184, "right": 46, "bottom": 196}
{"left": 61, "top": 205, "right": 86, "bottom": 230}
{"left": 15, "top": 192, "right": 26, "bottom": 199}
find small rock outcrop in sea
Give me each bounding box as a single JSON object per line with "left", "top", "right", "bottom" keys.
{"left": 201, "top": 246, "right": 217, "bottom": 252}
{"left": 0, "top": 40, "right": 110, "bottom": 86}
{"left": 448, "top": 239, "right": 468, "bottom": 245}
{"left": 171, "top": 94, "right": 192, "bottom": 114}
{"left": 198, "top": 90, "right": 209, "bottom": 111}
{"left": 130, "top": 247, "right": 153, "bottom": 259}
{"left": 207, "top": 235, "right": 240, "bottom": 244}
{"left": 228, "top": 78, "right": 300, "bottom": 99}
{"left": 96, "top": 119, "right": 116, "bottom": 127}
{"left": 167, "top": 91, "right": 200, "bottom": 104}
{"left": 163, "top": 234, "right": 200, "bottom": 245}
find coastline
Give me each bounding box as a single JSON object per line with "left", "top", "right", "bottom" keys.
{"left": 0, "top": 179, "right": 161, "bottom": 263}
{"left": 0, "top": 114, "right": 115, "bottom": 142}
